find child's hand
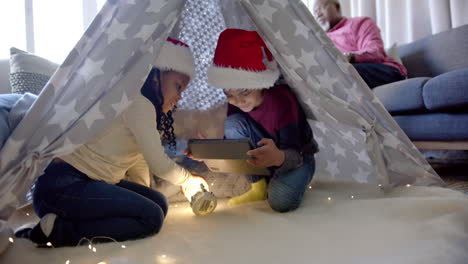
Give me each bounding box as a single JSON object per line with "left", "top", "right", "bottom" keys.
{"left": 246, "top": 138, "right": 285, "bottom": 167}
{"left": 184, "top": 131, "right": 206, "bottom": 161}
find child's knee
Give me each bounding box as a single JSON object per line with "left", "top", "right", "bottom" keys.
{"left": 267, "top": 180, "right": 304, "bottom": 213}
{"left": 141, "top": 204, "right": 165, "bottom": 235}
{"left": 224, "top": 114, "right": 249, "bottom": 138}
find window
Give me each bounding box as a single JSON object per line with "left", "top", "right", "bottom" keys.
{"left": 0, "top": 0, "right": 105, "bottom": 63}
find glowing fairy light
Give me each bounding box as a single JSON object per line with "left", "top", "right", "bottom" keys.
{"left": 182, "top": 176, "right": 210, "bottom": 201}
{"left": 350, "top": 195, "right": 354, "bottom": 199}
{"left": 211, "top": 183, "right": 214, "bottom": 186}
{"left": 66, "top": 260, "right": 70, "bottom": 264}
{"left": 26, "top": 213, "right": 30, "bottom": 216}
{"left": 88, "top": 245, "right": 92, "bottom": 250}
{"left": 327, "top": 197, "right": 332, "bottom": 201}
{"left": 92, "top": 247, "right": 97, "bottom": 252}
{"left": 97, "top": 262, "right": 107, "bottom": 264}
{"left": 162, "top": 255, "right": 167, "bottom": 258}
{"left": 406, "top": 184, "right": 411, "bottom": 187}
{"left": 8, "top": 237, "right": 14, "bottom": 243}
{"left": 182, "top": 176, "right": 217, "bottom": 216}
{"left": 378, "top": 184, "right": 382, "bottom": 187}
{"left": 308, "top": 186, "right": 312, "bottom": 189}
{"left": 46, "top": 242, "right": 52, "bottom": 247}
{"left": 121, "top": 245, "right": 126, "bottom": 249}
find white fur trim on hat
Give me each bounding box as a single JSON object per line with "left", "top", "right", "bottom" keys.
{"left": 154, "top": 41, "right": 195, "bottom": 79}
{"left": 207, "top": 64, "right": 280, "bottom": 90}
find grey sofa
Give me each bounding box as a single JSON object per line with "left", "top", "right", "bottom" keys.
{"left": 374, "top": 25, "right": 468, "bottom": 151}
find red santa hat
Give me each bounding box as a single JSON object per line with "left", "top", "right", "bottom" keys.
{"left": 154, "top": 37, "right": 195, "bottom": 79}
{"left": 207, "top": 29, "right": 280, "bottom": 90}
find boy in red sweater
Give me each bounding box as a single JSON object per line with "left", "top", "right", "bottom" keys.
{"left": 207, "top": 29, "right": 318, "bottom": 212}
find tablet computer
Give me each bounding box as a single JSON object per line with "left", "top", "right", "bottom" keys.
{"left": 188, "top": 138, "right": 270, "bottom": 176}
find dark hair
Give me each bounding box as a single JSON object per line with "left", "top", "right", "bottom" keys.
{"left": 140, "top": 68, "right": 177, "bottom": 150}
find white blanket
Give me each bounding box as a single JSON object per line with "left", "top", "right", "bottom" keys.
{"left": 2, "top": 182, "right": 467, "bottom": 264}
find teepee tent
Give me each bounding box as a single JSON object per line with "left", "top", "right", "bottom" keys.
{"left": 0, "top": 0, "right": 443, "bottom": 220}
{"left": 0, "top": 0, "right": 467, "bottom": 262}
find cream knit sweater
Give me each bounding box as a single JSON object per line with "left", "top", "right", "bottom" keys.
{"left": 61, "top": 93, "right": 190, "bottom": 187}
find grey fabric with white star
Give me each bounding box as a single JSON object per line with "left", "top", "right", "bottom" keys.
{"left": 0, "top": 0, "right": 445, "bottom": 221}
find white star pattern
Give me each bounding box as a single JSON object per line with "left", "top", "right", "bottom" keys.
{"left": 163, "top": 10, "right": 178, "bottom": 26}
{"left": 52, "top": 137, "right": 81, "bottom": 156}
{"left": 259, "top": 1, "right": 278, "bottom": 22}
{"left": 340, "top": 130, "right": 358, "bottom": 145}
{"left": 37, "top": 136, "right": 50, "bottom": 150}
{"left": 336, "top": 57, "right": 351, "bottom": 74}
{"left": 292, "top": 19, "right": 310, "bottom": 39}
{"left": 352, "top": 167, "right": 370, "bottom": 183}
{"left": 381, "top": 132, "right": 401, "bottom": 148}
{"left": 275, "top": 0, "right": 289, "bottom": 8}
{"left": 314, "top": 135, "right": 324, "bottom": 147}
{"left": 48, "top": 99, "right": 80, "bottom": 130}
{"left": 298, "top": 48, "right": 319, "bottom": 71}
{"left": 1, "top": 138, "right": 26, "bottom": 163}
{"left": 348, "top": 82, "right": 361, "bottom": 96}
{"left": 314, "top": 121, "right": 329, "bottom": 134}
{"left": 74, "top": 35, "right": 89, "bottom": 55}
{"left": 47, "top": 65, "right": 72, "bottom": 92}
{"left": 134, "top": 24, "right": 155, "bottom": 41}
{"left": 111, "top": 92, "right": 132, "bottom": 116}
{"left": 78, "top": 57, "right": 106, "bottom": 83}
{"left": 325, "top": 160, "right": 340, "bottom": 177}
{"left": 315, "top": 70, "right": 338, "bottom": 91}
{"left": 356, "top": 150, "right": 371, "bottom": 165}
{"left": 82, "top": 102, "right": 106, "bottom": 130}
{"left": 107, "top": 18, "right": 130, "bottom": 44}
{"left": 273, "top": 30, "right": 288, "bottom": 47}
{"left": 332, "top": 142, "right": 346, "bottom": 158}
{"left": 145, "top": 0, "right": 167, "bottom": 14}
{"left": 283, "top": 53, "right": 303, "bottom": 71}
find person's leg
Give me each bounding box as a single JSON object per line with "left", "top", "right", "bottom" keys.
{"left": 117, "top": 180, "right": 168, "bottom": 217}
{"left": 224, "top": 113, "right": 269, "bottom": 205}
{"left": 26, "top": 162, "right": 165, "bottom": 247}
{"left": 267, "top": 155, "right": 315, "bottom": 212}
{"left": 352, "top": 63, "right": 405, "bottom": 88}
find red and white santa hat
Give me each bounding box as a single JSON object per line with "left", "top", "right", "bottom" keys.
{"left": 207, "top": 29, "right": 280, "bottom": 90}
{"left": 154, "top": 37, "right": 195, "bottom": 79}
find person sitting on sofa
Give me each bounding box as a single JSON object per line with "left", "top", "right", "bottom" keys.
{"left": 313, "top": 0, "right": 407, "bottom": 88}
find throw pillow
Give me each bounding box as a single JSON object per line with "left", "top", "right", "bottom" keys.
{"left": 9, "top": 47, "right": 58, "bottom": 94}
{"left": 386, "top": 42, "right": 403, "bottom": 65}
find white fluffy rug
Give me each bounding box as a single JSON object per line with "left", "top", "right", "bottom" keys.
{"left": 1, "top": 181, "right": 467, "bottom": 264}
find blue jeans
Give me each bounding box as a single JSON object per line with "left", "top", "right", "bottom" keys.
{"left": 352, "top": 63, "right": 405, "bottom": 88}
{"left": 224, "top": 113, "right": 315, "bottom": 212}
{"left": 33, "top": 162, "right": 168, "bottom": 247}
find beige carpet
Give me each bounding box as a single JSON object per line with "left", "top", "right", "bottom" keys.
{"left": 1, "top": 181, "right": 468, "bottom": 264}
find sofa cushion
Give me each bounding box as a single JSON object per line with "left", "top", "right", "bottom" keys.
{"left": 422, "top": 68, "right": 468, "bottom": 111}
{"left": 9, "top": 47, "right": 58, "bottom": 95}
{"left": 399, "top": 24, "right": 468, "bottom": 78}
{"left": 394, "top": 113, "right": 468, "bottom": 141}
{"left": 373, "top": 77, "right": 430, "bottom": 114}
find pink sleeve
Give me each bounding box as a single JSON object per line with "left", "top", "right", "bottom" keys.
{"left": 352, "top": 17, "right": 386, "bottom": 63}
